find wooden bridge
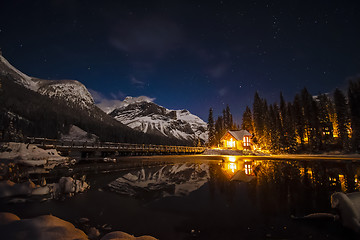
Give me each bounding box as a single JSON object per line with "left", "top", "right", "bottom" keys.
{"left": 27, "top": 138, "right": 206, "bottom": 158}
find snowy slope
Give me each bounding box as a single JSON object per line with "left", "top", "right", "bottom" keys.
{"left": 37, "top": 80, "right": 94, "bottom": 108}
{"left": 0, "top": 54, "right": 94, "bottom": 109}
{"left": 109, "top": 99, "right": 208, "bottom": 142}
{"left": 107, "top": 163, "right": 210, "bottom": 199}
{"left": 0, "top": 55, "right": 38, "bottom": 91}
{"left": 60, "top": 125, "right": 98, "bottom": 142}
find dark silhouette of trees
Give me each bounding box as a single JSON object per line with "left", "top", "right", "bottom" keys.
{"left": 208, "top": 105, "right": 237, "bottom": 146}
{"left": 241, "top": 80, "right": 360, "bottom": 153}
{"left": 241, "top": 106, "right": 253, "bottom": 134}
{"left": 348, "top": 78, "right": 360, "bottom": 152}
{"left": 334, "top": 88, "right": 350, "bottom": 151}
{"left": 207, "top": 108, "right": 215, "bottom": 147}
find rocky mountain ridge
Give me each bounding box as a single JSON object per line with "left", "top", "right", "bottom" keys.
{"left": 109, "top": 100, "right": 208, "bottom": 143}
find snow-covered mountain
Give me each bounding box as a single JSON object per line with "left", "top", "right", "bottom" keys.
{"left": 0, "top": 54, "right": 94, "bottom": 109}
{"left": 107, "top": 163, "right": 210, "bottom": 199}
{"left": 109, "top": 97, "right": 208, "bottom": 143}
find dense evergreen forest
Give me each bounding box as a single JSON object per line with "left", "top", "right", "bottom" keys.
{"left": 208, "top": 78, "right": 360, "bottom": 153}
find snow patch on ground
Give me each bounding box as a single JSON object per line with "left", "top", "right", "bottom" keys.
{"left": 0, "top": 142, "right": 67, "bottom": 167}
{"left": 60, "top": 125, "right": 98, "bottom": 143}
{"left": 101, "top": 231, "right": 157, "bottom": 240}
{"left": 202, "top": 149, "right": 269, "bottom": 156}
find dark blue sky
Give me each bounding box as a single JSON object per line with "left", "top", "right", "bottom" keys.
{"left": 1, "top": 0, "right": 359, "bottom": 123}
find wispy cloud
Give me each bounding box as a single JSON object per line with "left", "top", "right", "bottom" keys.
{"left": 89, "top": 89, "right": 155, "bottom": 114}
{"left": 218, "top": 87, "right": 228, "bottom": 97}
{"left": 130, "top": 76, "right": 145, "bottom": 87}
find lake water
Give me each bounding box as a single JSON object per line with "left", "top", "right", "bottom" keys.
{"left": 1, "top": 155, "right": 360, "bottom": 239}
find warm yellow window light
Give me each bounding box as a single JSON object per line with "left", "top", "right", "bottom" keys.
{"left": 243, "top": 136, "right": 250, "bottom": 147}
{"left": 227, "top": 138, "right": 235, "bottom": 148}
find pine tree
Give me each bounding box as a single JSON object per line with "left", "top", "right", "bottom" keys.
{"left": 317, "top": 94, "right": 334, "bottom": 149}
{"left": 268, "top": 104, "right": 280, "bottom": 153}
{"left": 279, "top": 93, "right": 287, "bottom": 151}
{"left": 253, "top": 92, "right": 265, "bottom": 148}
{"left": 207, "top": 108, "right": 215, "bottom": 146}
{"left": 293, "top": 94, "right": 305, "bottom": 148}
{"left": 334, "top": 88, "right": 350, "bottom": 151}
{"left": 214, "top": 116, "right": 225, "bottom": 146}
{"left": 286, "top": 102, "right": 297, "bottom": 153}
{"left": 348, "top": 78, "right": 360, "bottom": 152}
{"left": 241, "top": 106, "right": 253, "bottom": 134}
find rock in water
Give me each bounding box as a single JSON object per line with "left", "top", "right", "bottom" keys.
{"left": 331, "top": 192, "right": 360, "bottom": 232}
{"left": 0, "top": 213, "right": 88, "bottom": 240}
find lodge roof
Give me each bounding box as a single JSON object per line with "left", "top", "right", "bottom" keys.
{"left": 223, "top": 130, "right": 252, "bottom": 141}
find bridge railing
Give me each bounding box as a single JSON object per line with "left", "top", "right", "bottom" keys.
{"left": 26, "top": 137, "right": 206, "bottom": 153}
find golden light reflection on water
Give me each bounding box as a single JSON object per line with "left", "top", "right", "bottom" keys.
{"left": 221, "top": 157, "right": 256, "bottom": 180}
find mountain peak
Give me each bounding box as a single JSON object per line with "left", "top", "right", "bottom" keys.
{"left": 123, "top": 96, "right": 155, "bottom": 105}
{"left": 0, "top": 54, "right": 37, "bottom": 91}
{"left": 109, "top": 100, "right": 208, "bottom": 143}
{"left": 0, "top": 54, "right": 94, "bottom": 109}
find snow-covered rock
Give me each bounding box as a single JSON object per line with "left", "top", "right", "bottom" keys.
{"left": 101, "top": 231, "right": 158, "bottom": 240}
{"left": 108, "top": 163, "right": 209, "bottom": 199}
{"left": 109, "top": 99, "right": 208, "bottom": 143}
{"left": 0, "top": 180, "right": 35, "bottom": 198}
{"left": 58, "top": 177, "right": 89, "bottom": 195}
{"left": 331, "top": 192, "right": 360, "bottom": 232}
{"left": 0, "top": 54, "right": 94, "bottom": 110}
{"left": 0, "top": 142, "right": 66, "bottom": 167}
{"left": 0, "top": 213, "right": 88, "bottom": 240}
{"left": 0, "top": 212, "right": 158, "bottom": 240}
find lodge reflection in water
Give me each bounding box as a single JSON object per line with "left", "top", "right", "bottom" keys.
{"left": 218, "top": 157, "right": 360, "bottom": 193}
{"left": 220, "top": 157, "right": 256, "bottom": 181}
{"left": 211, "top": 157, "right": 360, "bottom": 218}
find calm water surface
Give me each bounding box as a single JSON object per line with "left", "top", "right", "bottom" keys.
{"left": 1, "top": 156, "right": 360, "bottom": 240}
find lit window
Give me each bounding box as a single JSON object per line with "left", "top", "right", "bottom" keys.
{"left": 244, "top": 163, "right": 252, "bottom": 175}
{"left": 227, "top": 138, "right": 235, "bottom": 148}
{"left": 243, "top": 136, "right": 250, "bottom": 147}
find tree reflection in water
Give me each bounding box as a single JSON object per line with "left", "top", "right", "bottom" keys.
{"left": 209, "top": 158, "right": 360, "bottom": 218}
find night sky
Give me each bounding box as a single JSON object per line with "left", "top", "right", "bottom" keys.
{"left": 1, "top": 1, "right": 359, "bottom": 122}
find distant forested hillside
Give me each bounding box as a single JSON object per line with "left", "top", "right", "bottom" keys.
{"left": 0, "top": 75, "right": 189, "bottom": 145}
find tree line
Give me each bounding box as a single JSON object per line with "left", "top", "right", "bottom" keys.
{"left": 0, "top": 75, "right": 190, "bottom": 146}
{"left": 207, "top": 104, "right": 239, "bottom": 146}
{"left": 207, "top": 78, "right": 360, "bottom": 153}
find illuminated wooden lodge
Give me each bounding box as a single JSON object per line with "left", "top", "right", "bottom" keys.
{"left": 220, "top": 130, "right": 252, "bottom": 150}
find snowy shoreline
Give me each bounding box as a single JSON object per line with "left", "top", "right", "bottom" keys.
{"left": 0, "top": 142, "right": 68, "bottom": 168}
{"left": 0, "top": 212, "right": 158, "bottom": 240}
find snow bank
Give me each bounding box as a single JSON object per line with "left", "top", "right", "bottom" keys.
{"left": 0, "top": 212, "right": 88, "bottom": 240}
{"left": 101, "top": 231, "right": 157, "bottom": 240}
{"left": 202, "top": 149, "right": 245, "bottom": 155}
{"left": 202, "top": 149, "right": 269, "bottom": 156}
{"left": 331, "top": 192, "right": 360, "bottom": 232}
{"left": 0, "top": 142, "right": 67, "bottom": 167}
{"left": 0, "top": 213, "right": 158, "bottom": 240}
